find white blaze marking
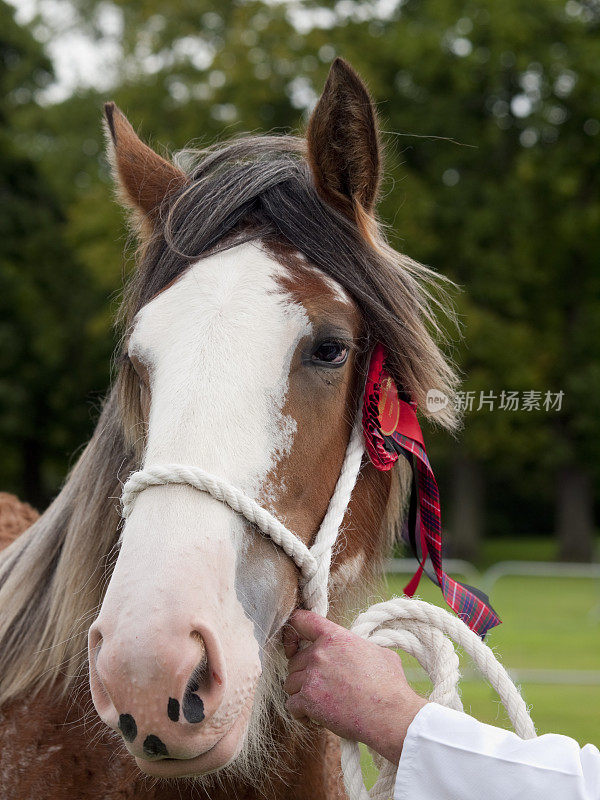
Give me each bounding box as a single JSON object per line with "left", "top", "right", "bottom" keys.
{"left": 103, "top": 241, "right": 312, "bottom": 699}
{"left": 129, "top": 241, "right": 311, "bottom": 495}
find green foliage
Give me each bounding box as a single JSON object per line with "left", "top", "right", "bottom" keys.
{"left": 0, "top": 0, "right": 52, "bottom": 121}
{"left": 321, "top": 1, "right": 600, "bottom": 469}
{"left": 0, "top": 2, "right": 112, "bottom": 504}
{"left": 1, "top": 0, "right": 598, "bottom": 536}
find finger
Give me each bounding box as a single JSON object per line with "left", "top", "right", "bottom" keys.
{"left": 287, "top": 610, "right": 338, "bottom": 644}
{"left": 283, "top": 668, "right": 306, "bottom": 696}
{"left": 285, "top": 692, "right": 309, "bottom": 721}
{"left": 282, "top": 623, "right": 300, "bottom": 659}
{"left": 287, "top": 644, "right": 314, "bottom": 674}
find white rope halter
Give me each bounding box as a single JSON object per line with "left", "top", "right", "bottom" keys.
{"left": 121, "top": 420, "right": 365, "bottom": 618}
{"left": 121, "top": 415, "right": 535, "bottom": 800}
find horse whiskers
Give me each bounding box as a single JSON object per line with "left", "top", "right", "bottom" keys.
{"left": 31, "top": 609, "right": 101, "bottom": 659}
{"left": 186, "top": 641, "right": 312, "bottom": 793}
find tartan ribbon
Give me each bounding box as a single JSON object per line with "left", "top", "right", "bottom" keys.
{"left": 362, "top": 343, "right": 501, "bottom": 637}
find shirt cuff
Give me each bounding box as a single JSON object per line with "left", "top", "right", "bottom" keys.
{"left": 393, "top": 702, "right": 439, "bottom": 800}
{"left": 393, "top": 702, "right": 599, "bottom": 800}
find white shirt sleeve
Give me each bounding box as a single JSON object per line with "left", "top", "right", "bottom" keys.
{"left": 394, "top": 702, "right": 600, "bottom": 800}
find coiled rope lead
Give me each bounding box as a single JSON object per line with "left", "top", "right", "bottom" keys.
{"left": 340, "top": 596, "right": 536, "bottom": 800}
{"left": 121, "top": 418, "right": 535, "bottom": 800}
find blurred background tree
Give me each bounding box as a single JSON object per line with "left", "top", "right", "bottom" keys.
{"left": 0, "top": 1, "right": 111, "bottom": 505}
{"left": 1, "top": 0, "right": 598, "bottom": 559}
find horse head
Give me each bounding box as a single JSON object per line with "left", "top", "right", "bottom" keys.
{"left": 86, "top": 59, "right": 456, "bottom": 781}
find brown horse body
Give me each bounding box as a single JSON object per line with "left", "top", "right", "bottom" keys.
{"left": 0, "top": 684, "right": 347, "bottom": 799}
{"left": 0, "top": 689, "right": 343, "bottom": 799}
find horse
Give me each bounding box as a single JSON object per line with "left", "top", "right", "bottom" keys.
{"left": 0, "top": 58, "right": 458, "bottom": 799}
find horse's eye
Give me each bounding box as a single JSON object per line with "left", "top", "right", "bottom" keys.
{"left": 311, "top": 341, "right": 349, "bottom": 366}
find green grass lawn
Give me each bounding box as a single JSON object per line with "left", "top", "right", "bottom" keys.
{"left": 359, "top": 567, "right": 599, "bottom": 786}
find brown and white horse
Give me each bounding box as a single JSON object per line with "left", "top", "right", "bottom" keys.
{"left": 0, "top": 59, "right": 457, "bottom": 799}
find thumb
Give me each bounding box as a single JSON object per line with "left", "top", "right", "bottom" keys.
{"left": 287, "top": 609, "right": 338, "bottom": 646}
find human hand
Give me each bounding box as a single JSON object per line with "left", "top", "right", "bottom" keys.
{"left": 283, "top": 610, "right": 427, "bottom": 764}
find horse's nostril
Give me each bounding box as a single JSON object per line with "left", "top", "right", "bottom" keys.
{"left": 143, "top": 734, "right": 169, "bottom": 758}
{"left": 182, "top": 689, "right": 205, "bottom": 723}
{"left": 118, "top": 713, "right": 137, "bottom": 742}
{"left": 188, "top": 631, "right": 209, "bottom": 693}
{"left": 88, "top": 623, "right": 118, "bottom": 723}
{"left": 182, "top": 660, "right": 206, "bottom": 723}
{"left": 167, "top": 697, "right": 180, "bottom": 722}
{"left": 89, "top": 622, "right": 226, "bottom": 752}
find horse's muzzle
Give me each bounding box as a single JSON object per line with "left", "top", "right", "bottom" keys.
{"left": 87, "top": 616, "right": 257, "bottom": 772}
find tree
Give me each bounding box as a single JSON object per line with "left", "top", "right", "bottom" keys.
{"left": 5, "top": 0, "right": 598, "bottom": 556}
{"left": 298, "top": 0, "right": 600, "bottom": 559}
{"left": 0, "top": 1, "right": 109, "bottom": 505}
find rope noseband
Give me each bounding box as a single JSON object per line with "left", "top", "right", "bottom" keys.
{"left": 121, "top": 413, "right": 535, "bottom": 800}
{"left": 122, "top": 420, "right": 364, "bottom": 618}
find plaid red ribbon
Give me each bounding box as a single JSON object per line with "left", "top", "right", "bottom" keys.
{"left": 363, "top": 343, "right": 500, "bottom": 637}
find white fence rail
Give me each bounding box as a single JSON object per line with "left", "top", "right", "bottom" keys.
{"left": 385, "top": 558, "right": 600, "bottom": 686}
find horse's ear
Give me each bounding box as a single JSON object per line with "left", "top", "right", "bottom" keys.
{"left": 307, "top": 58, "right": 381, "bottom": 233}
{"left": 103, "top": 102, "right": 188, "bottom": 236}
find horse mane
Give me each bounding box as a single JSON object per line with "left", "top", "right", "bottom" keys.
{"left": 0, "top": 132, "right": 458, "bottom": 712}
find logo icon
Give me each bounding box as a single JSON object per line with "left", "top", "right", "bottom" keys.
{"left": 426, "top": 389, "right": 449, "bottom": 413}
